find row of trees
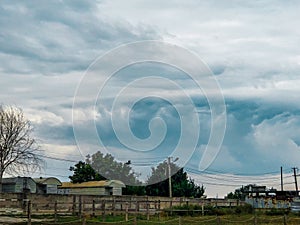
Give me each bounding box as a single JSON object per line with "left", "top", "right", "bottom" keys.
{"left": 69, "top": 151, "right": 205, "bottom": 198}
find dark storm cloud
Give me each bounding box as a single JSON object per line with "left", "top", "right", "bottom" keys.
{"left": 0, "top": 0, "right": 160, "bottom": 74}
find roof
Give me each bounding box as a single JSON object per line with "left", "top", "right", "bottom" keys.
{"left": 60, "top": 180, "right": 125, "bottom": 189}
{"left": 33, "top": 177, "right": 62, "bottom": 186}
{"left": 2, "top": 177, "right": 34, "bottom": 184}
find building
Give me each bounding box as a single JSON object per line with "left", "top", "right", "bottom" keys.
{"left": 291, "top": 197, "right": 300, "bottom": 212}
{"left": 276, "top": 191, "right": 298, "bottom": 200}
{"left": 2, "top": 177, "right": 36, "bottom": 193}
{"left": 34, "top": 177, "right": 62, "bottom": 194}
{"left": 58, "top": 180, "right": 125, "bottom": 196}
{"left": 243, "top": 185, "right": 268, "bottom": 197}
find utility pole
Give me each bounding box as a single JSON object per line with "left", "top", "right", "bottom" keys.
{"left": 168, "top": 157, "right": 172, "bottom": 198}
{"left": 292, "top": 167, "right": 298, "bottom": 196}
{"left": 167, "top": 157, "right": 179, "bottom": 198}
{"left": 281, "top": 166, "right": 284, "bottom": 191}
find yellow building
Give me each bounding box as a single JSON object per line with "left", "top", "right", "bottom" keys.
{"left": 58, "top": 180, "right": 125, "bottom": 196}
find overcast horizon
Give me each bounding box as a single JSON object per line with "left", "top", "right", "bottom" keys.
{"left": 1, "top": 0, "right": 300, "bottom": 197}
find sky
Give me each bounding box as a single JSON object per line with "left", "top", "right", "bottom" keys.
{"left": 1, "top": 0, "right": 300, "bottom": 197}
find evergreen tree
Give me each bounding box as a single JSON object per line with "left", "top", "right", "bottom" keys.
{"left": 69, "top": 161, "right": 105, "bottom": 183}
{"left": 146, "top": 161, "right": 205, "bottom": 197}
{"left": 69, "top": 152, "right": 145, "bottom": 195}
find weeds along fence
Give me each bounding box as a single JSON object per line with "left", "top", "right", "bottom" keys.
{"left": 8, "top": 213, "right": 300, "bottom": 225}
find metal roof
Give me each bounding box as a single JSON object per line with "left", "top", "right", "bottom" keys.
{"left": 2, "top": 177, "right": 34, "bottom": 184}
{"left": 60, "top": 180, "right": 125, "bottom": 189}
{"left": 33, "top": 177, "right": 62, "bottom": 185}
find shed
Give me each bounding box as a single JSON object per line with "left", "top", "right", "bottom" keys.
{"left": 34, "top": 177, "right": 62, "bottom": 194}
{"left": 58, "top": 180, "right": 125, "bottom": 196}
{"left": 2, "top": 177, "right": 36, "bottom": 193}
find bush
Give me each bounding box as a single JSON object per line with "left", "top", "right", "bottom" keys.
{"left": 265, "top": 208, "right": 288, "bottom": 216}
{"left": 169, "top": 204, "right": 202, "bottom": 216}
{"left": 168, "top": 203, "right": 254, "bottom": 216}
{"left": 236, "top": 204, "right": 254, "bottom": 214}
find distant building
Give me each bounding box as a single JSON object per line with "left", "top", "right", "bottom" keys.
{"left": 291, "top": 197, "right": 300, "bottom": 212}
{"left": 34, "top": 177, "right": 62, "bottom": 194}
{"left": 276, "top": 191, "right": 297, "bottom": 200}
{"left": 242, "top": 184, "right": 278, "bottom": 198}
{"left": 243, "top": 185, "right": 268, "bottom": 197}
{"left": 58, "top": 180, "right": 125, "bottom": 196}
{"left": 2, "top": 177, "right": 36, "bottom": 193}
{"left": 243, "top": 185, "right": 298, "bottom": 209}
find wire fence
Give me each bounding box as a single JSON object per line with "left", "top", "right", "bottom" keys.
{"left": 18, "top": 215, "right": 300, "bottom": 225}
{"left": 2, "top": 208, "right": 300, "bottom": 225}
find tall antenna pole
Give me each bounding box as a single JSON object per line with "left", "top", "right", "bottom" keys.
{"left": 168, "top": 157, "right": 172, "bottom": 198}
{"left": 281, "top": 166, "right": 284, "bottom": 191}
{"left": 292, "top": 167, "right": 298, "bottom": 196}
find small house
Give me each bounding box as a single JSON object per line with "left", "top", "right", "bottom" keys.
{"left": 58, "top": 180, "right": 125, "bottom": 196}
{"left": 2, "top": 177, "right": 36, "bottom": 193}
{"left": 34, "top": 177, "right": 62, "bottom": 194}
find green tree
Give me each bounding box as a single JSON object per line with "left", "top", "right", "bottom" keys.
{"left": 226, "top": 186, "right": 247, "bottom": 200}
{"left": 86, "top": 151, "right": 139, "bottom": 184}
{"left": 69, "top": 152, "right": 146, "bottom": 195}
{"left": 69, "top": 161, "right": 105, "bottom": 183}
{"left": 146, "top": 161, "right": 205, "bottom": 197}
{"left": 123, "top": 185, "right": 146, "bottom": 196}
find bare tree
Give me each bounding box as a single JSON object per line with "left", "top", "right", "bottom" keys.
{"left": 0, "top": 105, "right": 42, "bottom": 192}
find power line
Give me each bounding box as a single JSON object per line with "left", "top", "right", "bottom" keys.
{"left": 35, "top": 172, "right": 70, "bottom": 178}
{"left": 36, "top": 154, "right": 79, "bottom": 163}
{"left": 186, "top": 167, "right": 291, "bottom": 179}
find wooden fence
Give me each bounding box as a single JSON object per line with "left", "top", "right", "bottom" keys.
{"left": 0, "top": 193, "right": 241, "bottom": 215}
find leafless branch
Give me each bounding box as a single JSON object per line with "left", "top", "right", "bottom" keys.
{"left": 0, "top": 105, "right": 43, "bottom": 188}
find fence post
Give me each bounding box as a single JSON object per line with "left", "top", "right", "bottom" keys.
{"left": 147, "top": 202, "right": 150, "bottom": 220}
{"left": 158, "top": 200, "right": 161, "bottom": 220}
{"left": 178, "top": 216, "right": 182, "bottom": 225}
{"left": 112, "top": 197, "right": 116, "bottom": 216}
{"left": 129, "top": 196, "right": 132, "bottom": 209}
{"left": 135, "top": 201, "right": 138, "bottom": 213}
{"left": 170, "top": 199, "right": 173, "bottom": 216}
{"left": 134, "top": 201, "right": 138, "bottom": 223}
{"left": 82, "top": 215, "right": 86, "bottom": 225}
{"left": 27, "top": 200, "right": 31, "bottom": 225}
{"left": 283, "top": 214, "right": 287, "bottom": 225}
{"left": 79, "top": 196, "right": 82, "bottom": 218}
{"left": 92, "top": 200, "right": 95, "bottom": 217}
{"left": 125, "top": 202, "right": 129, "bottom": 221}
{"left": 216, "top": 215, "right": 220, "bottom": 225}
{"left": 186, "top": 201, "right": 189, "bottom": 216}
{"left": 102, "top": 200, "right": 106, "bottom": 222}
{"left": 72, "top": 195, "right": 76, "bottom": 215}
{"left": 54, "top": 200, "right": 58, "bottom": 223}
{"left": 254, "top": 213, "right": 257, "bottom": 225}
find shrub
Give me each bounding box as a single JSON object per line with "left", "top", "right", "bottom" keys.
{"left": 168, "top": 203, "right": 254, "bottom": 216}
{"left": 236, "top": 204, "right": 254, "bottom": 214}
{"left": 265, "top": 208, "right": 288, "bottom": 216}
